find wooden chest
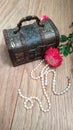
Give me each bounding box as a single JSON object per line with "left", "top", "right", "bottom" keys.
{"left": 3, "top": 16, "right": 60, "bottom": 66}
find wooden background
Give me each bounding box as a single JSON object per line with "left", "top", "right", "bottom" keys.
{"left": 0, "top": 0, "right": 73, "bottom": 130}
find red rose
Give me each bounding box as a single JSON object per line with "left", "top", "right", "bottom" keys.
{"left": 41, "top": 15, "right": 49, "bottom": 22}
{"left": 44, "top": 47, "right": 63, "bottom": 68}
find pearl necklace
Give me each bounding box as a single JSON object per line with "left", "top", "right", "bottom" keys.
{"left": 18, "top": 60, "right": 71, "bottom": 113}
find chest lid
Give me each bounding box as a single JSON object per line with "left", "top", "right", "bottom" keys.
{"left": 3, "top": 16, "right": 60, "bottom": 53}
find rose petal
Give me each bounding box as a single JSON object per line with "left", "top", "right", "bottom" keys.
{"left": 44, "top": 47, "right": 63, "bottom": 68}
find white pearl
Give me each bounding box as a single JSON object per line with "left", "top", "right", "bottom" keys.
{"left": 52, "top": 83, "right": 56, "bottom": 87}
{"left": 53, "top": 79, "right": 56, "bottom": 82}
{"left": 45, "top": 82, "right": 48, "bottom": 86}
{"left": 18, "top": 60, "right": 72, "bottom": 113}
{"left": 24, "top": 98, "right": 33, "bottom": 109}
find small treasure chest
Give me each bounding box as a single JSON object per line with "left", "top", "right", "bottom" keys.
{"left": 3, "top": 16, "right": 60, "bottom": 66}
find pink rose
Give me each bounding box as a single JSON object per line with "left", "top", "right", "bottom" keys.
{"left": 44, "top": 47, "right": 63, "bottom": 68}
{"left": 41, "top": 15, "right": 49, "bottom": 22}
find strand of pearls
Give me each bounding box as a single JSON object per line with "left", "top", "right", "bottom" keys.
{"left": 18, "top": 60, "right": 71, "bottom": 113}
{"left": 31, "top": 59, "right": 45, "bottom": 80}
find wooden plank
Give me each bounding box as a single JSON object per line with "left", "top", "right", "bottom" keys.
{"left": 0, "top": 0, "right": 73, "bottom": 130}
{"left": 0, "top": 34, "right": 25, "bottom": 130}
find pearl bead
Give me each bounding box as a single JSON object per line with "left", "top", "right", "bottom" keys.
{"left": 24, "top": 98, "right": 33, "bottom": 109}
{"left": 45, "top": 82, "right": 48, "bottom": 86}
{"left": 18, "top": 60, "right": 72, "bottom": 113}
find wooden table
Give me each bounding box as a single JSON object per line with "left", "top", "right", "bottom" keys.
{"left": 0, "top": 0, "right": 73, "bottom": 130}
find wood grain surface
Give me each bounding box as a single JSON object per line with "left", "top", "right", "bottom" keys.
{"left": 0, "top": 0, "right": 73, "bottom": 130}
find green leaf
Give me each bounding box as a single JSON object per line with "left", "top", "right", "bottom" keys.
{"left": 59, "top": 42, "right": 72, "bottom": 56}
{"left": 60, "top": 35, "right": 68, "bottom": 42}
{"left": 62, "top": 47, "right": 69, "bottom": 56}
{"left": 71, "top": 22, "right": 73, "bottom": 26}
{"left": 68, "top": 33, "right": 73, "bottom": 38}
